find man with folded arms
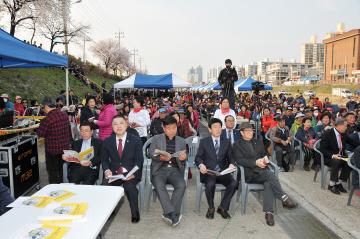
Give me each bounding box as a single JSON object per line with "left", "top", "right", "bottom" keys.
{"left": 195, "top": 118, "right": 237, "bottom": 219}
{"left": 232, "top": 122, "right": 297, "bottom": 226}
{"left": 101, "top": 115, "right": 144, "bottom": 223}
{"left": 149, "top": 116, "right": 187, "bottom": 227}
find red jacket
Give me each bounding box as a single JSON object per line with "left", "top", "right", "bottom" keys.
{"left": 14, "top": 103, "right": 25, "bottom": 116}
{"left": 261, "top": 114, "right": 276, "bottom": 133}
{"left": 190, "top": 111, "right": 200, "bottom": 129}
{"left": 238, "top": 110, "right": 251, "bottom": 119}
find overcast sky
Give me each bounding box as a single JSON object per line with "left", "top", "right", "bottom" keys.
{"left": 3, "top": 0, "right": 360, "bottom": 79}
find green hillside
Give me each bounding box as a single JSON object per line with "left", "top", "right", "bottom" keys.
{"left": 0, "top": 68, "right": 97, "bottom": 102}
{"left": 0, "top": 56, "right": 125, "bottom": 102}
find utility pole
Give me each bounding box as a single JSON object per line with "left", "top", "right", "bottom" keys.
{"left": 131, "top": 48, "right": 138, "bottom": 72}
{"left": 62, "top": 0, "right": 69, "bottom": 107}
{"left": 82, "top": 35, "right": 91, "bottom": 62}
{"left": 115, "top": 29, "right": 124, "bottom": 49}
{"left": 62, "top": 0, "right": 81, "bottom": 106}
{"left": 138, "top": 57, "right": 143, "bottom": 73}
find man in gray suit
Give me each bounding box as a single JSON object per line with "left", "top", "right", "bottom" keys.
{"left": 149, "top": 116, "right": 187, "bottom": 227}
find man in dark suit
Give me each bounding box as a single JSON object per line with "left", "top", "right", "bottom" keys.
{"left": 149, "top": 116, "right": 187, "bottom": 227}
{"left": 101, "top": 115, "right": 144, "bottom": 223}
{"left": 220, "top": 115, "right": 240, "bottom": 145}
{"left": 62, "top": 121, "right": 102, "bottom": 185}
{"left": 232, "top": 122, "right": 297, "bottom": 226}
{"left": 320, "top": 118, "right": 359, "bottom": 195}
{"left": 195, "top": 118, "right": 237, "bottom": 219}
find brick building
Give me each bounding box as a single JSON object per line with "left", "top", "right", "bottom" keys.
{"left": 323, "top": 29, "right": 360, "bottom": 84}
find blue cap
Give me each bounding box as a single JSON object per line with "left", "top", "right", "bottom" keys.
{"left": 159, "top": 108, "right": 166, "bottom": 113}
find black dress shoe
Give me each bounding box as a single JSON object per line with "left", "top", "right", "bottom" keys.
{"left": 131, "top": 216, "right": 140, "bottom": 223}
{"left": 336, "top": 184, "right": 347, "bottom": 193}
{"left": 265, "top": 212, "right": 274, "bottom": 226}
{"left": 303, "top": 164, "right": 310, "bottom": 171}
{"left": 131, "top": 212, "right": 140, "bottom": 223}
{"left": 282, "top": 197, "right": 298, "bottom": 209}
{"left": 328, "top": 185, "right": 340, "bottom": 195}
{"left": 206, "top": 208, "right": 215, "bottom": 219}
{"left": 217, "top": 207, "right": 231, "bottom": 219}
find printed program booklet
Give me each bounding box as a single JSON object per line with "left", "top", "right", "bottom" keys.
{"left": 206, "top": 167, "right": 237, "bottom": 176}
{"left": 12, "top": 224, "right": 69, "bottom": 239}
{"left": 47, "top": 190, "right": 75, "bottom": 202}
{"left": 38, "top": 202, "right": 88, "bottom": 222}
{"left": 7, "top": 196, "right": 54, "bottom": 208}
{"left": 63, "top": 147, "right": 94, "bottom": 163}
{"left": 108, "top": 166, "right": 139, "bottom": 183}
{"left": 153, "top": 149, "right": 186, "bottom": 158}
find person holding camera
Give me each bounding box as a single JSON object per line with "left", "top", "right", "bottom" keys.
{"left": 218, "top": 59, "right": 238, "bottom": 110}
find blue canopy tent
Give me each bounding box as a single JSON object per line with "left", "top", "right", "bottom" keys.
{"left": 204, "top": 82, "right": 218, "bottom": 91}
{"left": 199, "top": 82, "right": 213, "bottom": 91}
{"left": 213, "top": 79, "right": 245, "bottom": 91}
{"left": 237, "top": 77, "right": 272, "bottom": 91}
{"left": 114, "top": 73, "right": 191, "bottom": 89}
{"left": 0, "top": 28, "right": 69, "bottom": 102}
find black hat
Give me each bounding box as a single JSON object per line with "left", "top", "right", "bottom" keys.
{"left": 41, "top": 97, "right": 56, "bottom": 108}
{"left": 304, "top": 108, "right": 313, "bottom": 113}
{"left": 225, "top": 59, "right": 232, "bottom": 64}
{"left": 274, "top": 114, "right": 285, "bottom": 121}
{"left": 286, "top": 106, "right": 293, "bottom": 111}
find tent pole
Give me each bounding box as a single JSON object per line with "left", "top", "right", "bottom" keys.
{"left": 65, "top": 68, "right": 69, "bottom": 107}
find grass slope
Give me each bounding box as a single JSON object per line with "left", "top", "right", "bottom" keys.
{"left": 0, "top": 68, "right": 97, "bottom": 101}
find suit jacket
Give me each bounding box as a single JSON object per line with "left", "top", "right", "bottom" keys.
{"left": 220, "top": 128, "right": 240, "bottom": 144}
{"left": 149, "top": 133, "right": 187, "bottom": 176}
{"left": 232, "top": 136, "right": 267, "bottom": 182}
{"left": 70, "top": 137, "right": 102, "bottom": 170}
{"left": 101, "top": 133, "right": 144, "bottom": 180}
{"left": 320, "top": 128, "right": 359, "bottom": 164}
{"left": 195, "top": 136, "right": 234, "bottom": 182}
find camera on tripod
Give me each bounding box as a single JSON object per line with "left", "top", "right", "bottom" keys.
{"left": 251, "top": 81, "right": 265, "bottom": 94}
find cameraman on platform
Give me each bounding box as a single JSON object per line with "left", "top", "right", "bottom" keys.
{"left": 218, "top": 59, "right": 238, "bottom": 110}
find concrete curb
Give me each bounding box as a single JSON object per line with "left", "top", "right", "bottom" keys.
{"left": 280, "top": 176, "right": 358, "bottom": 239}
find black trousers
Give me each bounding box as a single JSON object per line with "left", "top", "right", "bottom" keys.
{"left": 248, "top": 170, "right": 285, "bottom": 213}
{"left": 140, "top": 137, "right": 147, "bottom": 145}
{"left": 326, "top": 158, "right": 351, "bottom": 183}
{"left": 106, "top": 178, "right": 140, "bottom": 217}
{"left": 203, "top": 174, "right": 237, "bottom": 211}
{"left": 274, "top": 145, "right": 295, "bottom": 170}
{"left": 68, "top": 164, "right": 99, "bottom": 185}
{"left": 45, "top": 152, "right": 64, "bottom": 184}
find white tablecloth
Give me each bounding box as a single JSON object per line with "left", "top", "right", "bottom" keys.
{"left": 0, "top": 184, "right": 124, "bottom": 239}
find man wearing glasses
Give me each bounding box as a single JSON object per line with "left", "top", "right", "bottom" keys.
{"left": 232, "top": 122, "right": 297, "bottom": 226}
{"left": 62, "top": 121, "right": 102, "bottom": 185}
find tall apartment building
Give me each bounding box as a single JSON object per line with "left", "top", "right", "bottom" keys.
{"left": 266, "top": 62, "right": 310, "bottom": 86}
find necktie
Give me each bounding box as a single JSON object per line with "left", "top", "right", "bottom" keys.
{"left": 228, "top": 130, "right": 232, "bottom": 144}
{"left": 116, "top": 139, "right": 123, "bottom": 174}
{"left": 214, "top": 139, "right": 219, "bottom": 156}
{"left": 118, "top": 139, "right": 123, "bottom": 159}
{"left": 337, "top": 134, "right": 343, "bottom": 154}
